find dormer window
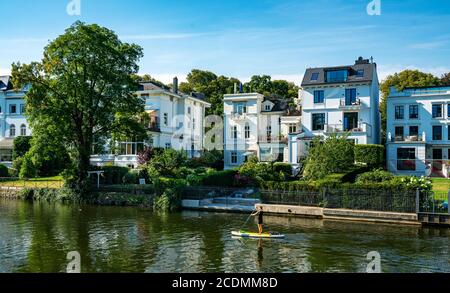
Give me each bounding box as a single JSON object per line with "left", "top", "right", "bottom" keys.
{"left": 311, "top": 73, "right": 319, "bottom": 81}
{"left": 326, "top": 70, "right": 348, "bottom": 83}
{"left": 265, "top": 105, "right": 271, "bottom": 111}
{"left": 356, "top": 70, "right": 364, "bottom": 77}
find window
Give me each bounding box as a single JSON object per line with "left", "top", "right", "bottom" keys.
{"left": 448, "top": 104, "right": 450, "bottom": 118}
{"left": 20, "top": 124, "right": 26, "bottom": 136}
{"left": 163, "top": 113, "right": 168, "bottom": 126}
{"left": 192, "top": 118, "right": 196, "bottom": 130}
{"left": 20, "top": 104, "right": 25, "bottom": 114}
{"left": 232, "top": 126, "right": 238, "bottom": 139}
{"left": 245, "top": 123, "right": 250, "bottom": 139}
{"left": 165, "top": 143, "right": 171, "bottom": 149}
{"left": 10, "top": 104, "right": 17, "bottom": 114}
{"left": 265, "top": 104, "right": 271, "bottom": 111}
{"left": 234, "top": 103, "right": 247, "bottom": 114}
{"left": 432, "top": 104, "right": 443, "bottom": 118}
{"left": 397, "top": 148, "right": 416, "bottom": 171}
{"left": 311, "top": 73, "right": 319, "bottom": 81}
{"left": 9, "top": 124, "right": 16, "bottom": 137}
{"left": 395, "top": 126, "right": 404, "bottom": 141}
{"left": 326, "top": 70, "right": 348, "bottom": 83}
{"left": 395, "top": 106, "right": 404, "bottom": 120}
{"left": 409, "top": 126, "right": 419, "bottom": 137}
{"left": 313, "top": 90, "right": 324, "bottom": 104}
{"left": 231, "top": 152, "right": 238, "bottom": 164}
{"left": 433, "top": 125, "right": 443, "bottom": 141}
{"left": 312, "top": 113, "right": 325, "bottom": 131}
{"left": 409, "top": 105, "right": 419, "bottom": 119}
{"left": 345, "top": 89, "right": 357, "bottom": 105}
{"left": 266, "top": 126, "right": 272, "bottom": 142}
{"left": 356, "top": 70, "right": 364, "bottom": 77}
{"left": 187, "top": 107, "right": 191, "bottom": 115}
{"left": 289, "top": 124, "right": 297, "bottom": 134}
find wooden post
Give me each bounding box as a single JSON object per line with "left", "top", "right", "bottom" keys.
{"left": 416, "top": 189, "right": 420, "bottom": 214}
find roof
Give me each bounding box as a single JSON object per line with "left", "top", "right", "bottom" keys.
{"left": 0, "top": 76, "right": 12, "bottom": 91}
{"left": 301, "top": 57, "right": 377, "bottom": 87}
{"left": 138, "top": 81, "right": 210, "bottom": 105}
{"left": 261, "top": 98, "right": 289, "bottom": 113}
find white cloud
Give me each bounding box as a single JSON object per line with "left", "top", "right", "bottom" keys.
{"left": 377, "top": 64, "right": 449, "bottom": 82}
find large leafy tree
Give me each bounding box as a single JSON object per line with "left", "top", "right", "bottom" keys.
{"left": 12, "top": 21, "right": 145, "bottom": 196}
{"left": 441, "top": 73, "right": 450, "bottom": 86}
{"left": 379, "top": 70, "right": 441, "bottom": 143}
{"left": 244, "top": 75, "right": 299, "bottom": 104}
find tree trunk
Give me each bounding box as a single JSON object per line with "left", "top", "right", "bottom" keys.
{"left": 73, "top": 144, "right": 92, "bottom": 199}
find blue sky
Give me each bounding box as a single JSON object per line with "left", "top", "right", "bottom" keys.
{"left": 1, "top": 0, "right": 450, "bottom": 84}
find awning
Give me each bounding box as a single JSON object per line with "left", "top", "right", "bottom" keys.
{"left": 0, "top": 139, "right": 14, "bottom": 150}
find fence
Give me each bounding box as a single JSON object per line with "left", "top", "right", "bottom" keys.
{"left": 0, "top": 178, "right": 64, "bottom": 189}
{"left": 420, "top": 191, "right": 449, "bottom": 214}
{"left": 260, "top": 188, "right": 418, "bottom": 213}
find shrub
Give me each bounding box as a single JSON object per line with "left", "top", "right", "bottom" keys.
{"left": 401, "top": 176, "right": 432, "bottom": 192}
{"left": 93, "top": 166, "right": 130, "bottom": 185}
{"left": 147, "top": 149, "right": 188, "bottom": 178}
{"left": 201, "top": 170, "right": 238, "bottom": 187}
{"left": 11, "top": 157, "right": 24, "bottom": 177}
{"left": 19, "top": 153, "right": 36, "bottom": 179}
{"left": 304, "top": 135, "right": 355, "bottom": 180}
{"left": 354, "top": 145, "right": 385, "bottom": 168}
{"left": 153, "top": 188, "right": 182, "bottom": 212}
{"left": 0, "top": 164, "right": 9, "bottom": 177}
{"left": 122, "top": 171, "right": 140, "bottom": 184}
{"left": 356, "top": 169, "right": 394, "bottom": 184}
{"left": 273, "top": 163, "right": 292, "bottom": 178}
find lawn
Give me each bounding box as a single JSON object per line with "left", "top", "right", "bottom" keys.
{"left": 0, "top": 176, "right": 63, "bottom": 189}
{"left": 431, "top": 178, "right": 450, "bottom": 201}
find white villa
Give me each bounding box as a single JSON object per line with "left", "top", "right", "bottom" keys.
{"left": 0, "top": 76, "right": 32, "bottom": 167}
{"left": 288, "top": 57, "right": 381, "bottom": 166}
{"left": 91, "top": 78, "right": 211, "bottom": 168}
{"left": 386, "top": 86, "right": 450, "bottom": 178}
{"left": 223, "top": 91, "right": 301, "bottom": 170}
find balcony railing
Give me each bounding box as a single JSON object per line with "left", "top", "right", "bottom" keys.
{"left": 388, "top": 132, "right": 426, "bottom": 143}
{"left": 325, "top": 124, "right": 366, "bottom": 133}
{"left": 339, "top": 98, "right": 362, "bottom": 108}
{"left": 230, "top": 112, "right": 248, "bottom": 120}
{"left": 258, "top": 135, "right": 289, "bottom": 144}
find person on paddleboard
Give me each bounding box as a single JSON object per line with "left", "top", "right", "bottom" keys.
{"left": 251, "top": 206, "right": 264, "bottom": 234}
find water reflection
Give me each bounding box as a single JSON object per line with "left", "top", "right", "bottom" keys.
{"left": 0, "top": 199, "right": 449, "bottom": 273}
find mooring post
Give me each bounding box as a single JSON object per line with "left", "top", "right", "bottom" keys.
{"left": 415, "top": 189, "right": 420, "bottom": 214}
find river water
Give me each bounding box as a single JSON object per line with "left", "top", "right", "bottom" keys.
{"left": 0, "top": 199, "right": 449, "bottom": 273}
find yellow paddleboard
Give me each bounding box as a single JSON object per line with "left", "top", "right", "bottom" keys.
{"left": 231, "top": 231, "right": 285, "bottom": 239}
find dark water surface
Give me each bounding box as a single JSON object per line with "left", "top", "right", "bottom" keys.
{"left": 0, "top": 199, "right": 449, "bottom": 273}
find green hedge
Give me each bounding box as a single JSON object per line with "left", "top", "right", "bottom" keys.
{"left": 201, "top": 170, "right": 238, "bottom": 187}
{"left": 273, "top": 163, "right": 293, "bottom": 177}
{"left": 354, "top": 145, "right": 385, "bottom": 168}
{"left": 92, "top": 166, "right": 130, "bottom": 185}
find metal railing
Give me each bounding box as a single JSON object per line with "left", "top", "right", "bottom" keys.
{"left": 387, "top": 159, "right": 450, "bottom": 178}
{"left": 339, "top": 98, "right": 362, "bottom": 108}
{"left": 419, "top": 191, "right": 449, "bottom": 215}
{"left": 260, "top": 188, "right": 418, "bottom": 213}
{"left": 325, "top": 124, "right": 366, "bottom": 133}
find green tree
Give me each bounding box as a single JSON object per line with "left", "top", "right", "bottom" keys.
{"left": 244, "top": 75, "right": 299, "bottom": 105}
{"left": 380, "top": 70, "right": 441, "bottom": 143}
{"left": 303, "top": 135, "right": 355, "bottom": 180}
{"left": 147, "top": 149, "right": 188, "bottom": 178}
{"left": 441, "top": 72, "right": 450, "bottom": 86}
{"left": 12, "top": 136, "right": 32, "bottom": 160}
{"left": 12, "top": 21, "right": 145, "bottom": 197}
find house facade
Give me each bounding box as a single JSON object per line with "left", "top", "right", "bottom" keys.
{"left": 0, "top": 76, "right": 32, "bottom": 167}
{"left": 223, "top": 92, "right": 301, "bottom": 170}
{"left": 91, "top": 78, "right": 211, "bottom": 168}
{"left": 386, "top": 86, "right": 450, "bottom": 178}
{"left": 288, "top": 57, "right": 381, "bottom": 166}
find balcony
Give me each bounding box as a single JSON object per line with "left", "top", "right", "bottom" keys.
{"left": 325, "top": 123, "right": 366, "bottom": 133}
{"left": 230, "top": 112, "right": 248, "bottom": 120}
{"left": 339, "top": 99, "right": 362, "bottom": 110}
{"left": 388, "top": 132, "right": 426, "bottom": 143}
{"left": 258, "top": 135, "right": 288, "bottom": 144}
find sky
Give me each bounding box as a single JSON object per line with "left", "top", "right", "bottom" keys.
{"left": 0, "top": 0, "right": 450, "bottom": 85}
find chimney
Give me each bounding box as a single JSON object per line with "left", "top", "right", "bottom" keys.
{"left": 173, "top": 76, "right": 178, "bottom": 94}
{"left": 234, "top": 83, "right": 237, "bottom": 94}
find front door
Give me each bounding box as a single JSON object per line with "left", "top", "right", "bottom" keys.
{"left": 433, "top": 149, "right": 443, "bottom": 173}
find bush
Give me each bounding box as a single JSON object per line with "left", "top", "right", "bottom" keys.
{"left": 273, "top": 163, "right": 292, "bottom": 178}
{"left": 201, "top": 170, "right": 238, "bottom": 187}
{"left": 93, "top": 166, "right": 130, "bottom": 185}
{"left": 122, "top": 171, "right": 140, "bottom": 184}
{"left": 356, "top": 169, "right": 394, "bottom": 184}
{"left": 0, "top": 164, "right": 9, "bottom": 177}
{"left": 303, "top": 135, "right": 355, "bottom": 180}
{"left": 153, "top": 188, "right": 182, "bottom": 212}
{"left": 19, "top": 153, "right": 37, "bottom": 179}
{"left": 354, "top": 145, "right": 385, "bottom": 168}
{"left": 11, "top": 157, "right": 24, "bottom": 177}
{"left": 147, "top": 149, "right": 188, "bottom": 178}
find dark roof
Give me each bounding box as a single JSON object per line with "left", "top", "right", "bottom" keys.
{"left": 0, "top": 76, "right": 12, "bottom": 91}
{"left": 262, "top": 98, "right": 289, "bottom": 113}
{"left": 301, "top": 57, "right": 377, "bottom": 87}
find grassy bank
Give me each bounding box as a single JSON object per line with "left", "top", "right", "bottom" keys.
{"left": 431, "top": 178, "right": 450, "bottom": 201}
{"left": 0, "top": 176, "right": 63, "bottom": 189}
